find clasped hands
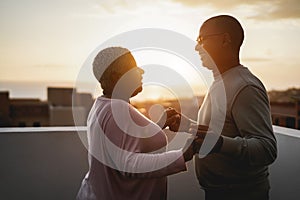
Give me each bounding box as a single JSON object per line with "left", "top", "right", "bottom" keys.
{"left": 156, "top": 107, "right": 223, "bottom": 162}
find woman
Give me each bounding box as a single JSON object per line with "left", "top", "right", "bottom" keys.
{"left": 77, "top": 47, "right": 197, "bottom": 200}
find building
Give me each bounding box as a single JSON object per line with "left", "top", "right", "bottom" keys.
{"left": 0, "top": 87, "right": 93, "bottom": 127}
{"left": 9, "top": 98, "right": 49, "bottom": 127}
{"left": 270, "top": 97, "right": 300, "bottom": 130}
{"left": 2, "top": 86, "right": 300, "bottom": 130}
{"left": 0, "top": 92, "right": 11, "bottom": 127}
{"left": 0, "top": 91, "right": 49, "bottom": 127}
{"left": 48, "top": 87, "right": 93, "bottom": 126}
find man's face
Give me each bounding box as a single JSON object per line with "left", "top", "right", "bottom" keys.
{"left": 195, "top": 23, "right": 224, "bottom": 70}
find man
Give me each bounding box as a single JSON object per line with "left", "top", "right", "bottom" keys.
{"left": 168, "top": 15, "right": 277, "bottom": 200}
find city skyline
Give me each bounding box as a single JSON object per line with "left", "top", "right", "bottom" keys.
{"left": 1, "top": 0, "right": 300, "bottom": 100}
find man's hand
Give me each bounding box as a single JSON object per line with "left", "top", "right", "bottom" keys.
{"left": 156, "top": 107, "right": 180, "bottom": 129}
{"left": 182, "top": 137, "right": 204, "bottom": 162}
{"left": 188, "top": 124, "right": 209, "bottom": 137}
{"left": 188, "top": 124, "right": 223, "bottom": 154}
{"left": 165, "top": 108, "right": 192, "bottom": 132}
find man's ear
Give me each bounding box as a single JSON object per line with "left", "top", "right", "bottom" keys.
{"left": 223, "top": 33, "right": 232, "bottom": 46}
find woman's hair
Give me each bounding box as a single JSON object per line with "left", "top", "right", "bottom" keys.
{"left": 93, "top": 47, "right": 135, "bottom": 95}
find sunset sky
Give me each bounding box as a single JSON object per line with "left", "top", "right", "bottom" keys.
{"left": 1, "top": 0, "right": 300, "bottom": 100}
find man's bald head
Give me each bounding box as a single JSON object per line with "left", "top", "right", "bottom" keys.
{"left": 202, "top": 15, "right": 244, "bottom": 52}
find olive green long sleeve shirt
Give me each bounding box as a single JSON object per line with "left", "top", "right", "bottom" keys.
{"left": 195, "top": 65, "right": 277, "bottom": 190}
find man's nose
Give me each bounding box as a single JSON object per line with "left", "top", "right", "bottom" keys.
{"left": 195, "top": 44, "right": 207, "bottom": 55}
{"left": 195, "top": 43, "right": 201, "bottom": 51}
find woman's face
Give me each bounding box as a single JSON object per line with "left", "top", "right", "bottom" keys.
{"left": 125, "top": 65, "right": 144, "bottom": 97}
{"left": 112, "top": 53, "right": 145, "bottom": 98}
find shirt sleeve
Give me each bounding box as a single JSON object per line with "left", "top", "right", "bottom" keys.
{"left": 105, "top": 129, "right": 187, "bottom": 178}
{"left": 220, "top": 85, "right": 277, "bottom": 167}
{"left": 103, "top": 101, "right": 187, "bottom": 179}
{"left": 118, "top": 150, "right": 186, "bottom": 179}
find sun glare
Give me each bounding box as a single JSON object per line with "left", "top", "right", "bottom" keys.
{"left": 131, "top": 49, "right": 209, "bottom": 101}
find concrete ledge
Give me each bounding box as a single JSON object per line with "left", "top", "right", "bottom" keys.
{"left": 0, "top": 129, "right": 88, "bottom": 200}
{"left": 0, "top": 126, "right": 299, "bottom": 200}
{"left": 0, "top": 126, "right": 87, "bottom": 133}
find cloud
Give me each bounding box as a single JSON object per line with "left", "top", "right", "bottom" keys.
{"left": 32, "top": 64, "right": 68, "bottom": 69}
{"left": 253, "top": 0, "right": 300, "bottom": 20}
{"left": 172, "top": 0, "right": 262, "bottom": 8}
{"left": 96, "top": 0, "right": 162, "bottom": 13}
{"left": 172, "top": 0, "right": 300, "bottom": 20}
{"left": 241, "top": 57, "right": 271, "bottom": 62}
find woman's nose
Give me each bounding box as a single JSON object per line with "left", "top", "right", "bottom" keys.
{"left": 138, "top": 67, "right": 145, "bottom": 74}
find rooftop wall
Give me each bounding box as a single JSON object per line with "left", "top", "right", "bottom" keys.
{"left": 0, "top": 126, "right": 299, "bottom": 200}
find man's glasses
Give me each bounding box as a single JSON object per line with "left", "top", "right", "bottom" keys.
{"left": 196, "top": 33, "right": 225, "bottom": 45}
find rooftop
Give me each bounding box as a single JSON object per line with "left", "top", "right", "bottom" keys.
{"left": 0, "top": 125, "right": 299, "bottom": 200}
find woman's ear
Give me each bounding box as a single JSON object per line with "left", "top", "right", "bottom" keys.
{"left": 111, "top": 71, "right": 122, "bottom": 82}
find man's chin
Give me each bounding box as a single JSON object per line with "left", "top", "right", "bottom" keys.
{"left": 202, "top": 62, "right": 212, "bottom": 70}
{"left": 202, "top": 60, "right": 218, "bottom": 71}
